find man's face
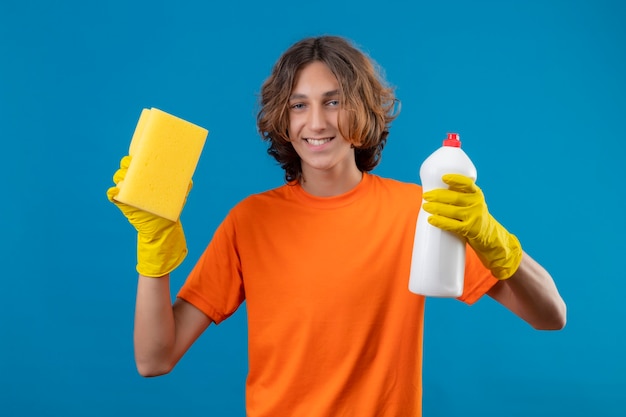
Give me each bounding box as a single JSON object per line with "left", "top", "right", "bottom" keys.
{"left": 287, "top": 61, "right": 357, "bottom": 179}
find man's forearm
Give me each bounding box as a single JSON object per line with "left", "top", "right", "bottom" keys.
{"left": 134, "top": 273, "right": 176, "bottom": 377}
{"left": 488, "top": 252, "right": 567, "bottom": 330}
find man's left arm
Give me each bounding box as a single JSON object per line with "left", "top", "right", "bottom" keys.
{"left": 487, "top": 251, "right": 566, "bottom": 330}
{"left": 422, "top": 174, "right": 566, "bottom": 330}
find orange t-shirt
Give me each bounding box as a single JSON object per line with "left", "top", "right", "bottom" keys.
{"left": 178, "top": 173, "right": 497, "bottom": 417}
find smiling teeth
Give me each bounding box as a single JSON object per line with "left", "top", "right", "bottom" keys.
{"left": 307, "top": 138, "right": 331, "bottom": 146}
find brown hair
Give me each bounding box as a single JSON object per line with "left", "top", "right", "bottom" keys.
{"left": 257, "top": 36, "right": 399, "bottom": 183}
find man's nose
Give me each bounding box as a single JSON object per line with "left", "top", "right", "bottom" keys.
{"left": 308, "top": 104, "right": 327, "bottom": 130}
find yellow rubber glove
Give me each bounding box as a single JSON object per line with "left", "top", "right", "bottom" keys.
{"left": 107, "top": 156, "right": 188, "bottom": 277}
{"left": 422, "top": 174, "right": 523, "bottom": 280}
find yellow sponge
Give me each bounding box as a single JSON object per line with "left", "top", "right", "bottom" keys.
{"left": 114, "top": 108, "right": 208, "bottom": 221}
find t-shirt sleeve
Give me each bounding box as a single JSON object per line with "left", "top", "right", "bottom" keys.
{"left": 458, "top": 243, "right": 499, "bottom": 305}
{"left": 177, "top": 213, "right": 245, "bottom": 324}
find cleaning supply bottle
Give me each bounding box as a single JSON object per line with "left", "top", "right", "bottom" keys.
{"left": 409, "top": 133, "right": 477, "bottom": 297}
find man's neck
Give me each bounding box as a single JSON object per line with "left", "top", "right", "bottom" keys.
{"left": 300, "top": 166, "right": 363, "bottom": 197}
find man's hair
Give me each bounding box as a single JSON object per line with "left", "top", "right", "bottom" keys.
{"left": 257, "top": 36, "right": 399, "bottom": 183}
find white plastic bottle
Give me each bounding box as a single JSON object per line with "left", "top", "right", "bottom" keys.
{"left": 409, "top": 133, "right": 477, "bottom": 297}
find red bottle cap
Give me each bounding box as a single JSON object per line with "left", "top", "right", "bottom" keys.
{"left": 443, "top": 132, "right": 461, "bottom": 147}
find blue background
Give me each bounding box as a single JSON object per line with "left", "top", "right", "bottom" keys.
{"left": 1, "top": 0, "right": 624, "bottom": 415}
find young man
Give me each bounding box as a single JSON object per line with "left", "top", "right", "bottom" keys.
{"left": 108, "top": 35, "right": 566, "bottom": 416}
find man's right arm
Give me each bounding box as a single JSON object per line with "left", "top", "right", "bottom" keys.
{"left": 134, "top": 273, "right": 212, "bottom": 377}
{"left": 107, "top": 156, "right": 211, "bottom": 375}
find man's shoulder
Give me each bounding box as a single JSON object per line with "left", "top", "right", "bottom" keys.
{"left": 231, "top": 183, "right": 292, "bottom": 212}
{"left": 367, "top": 173, "right": 422, "bottom": 192}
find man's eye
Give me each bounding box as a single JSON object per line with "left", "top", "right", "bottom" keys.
{"left": 327, "top": 100, "right": 339, "bottom": 107}
{"left": 290, "top": 103, "right": 305, "bottom": 110}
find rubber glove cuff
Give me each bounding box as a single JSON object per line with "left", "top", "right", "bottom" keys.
{"left": 135, "top": 221, "right": 187, "bottom": 277}
{"left": 473, "top": 215, "right": 523, "bottom": 280}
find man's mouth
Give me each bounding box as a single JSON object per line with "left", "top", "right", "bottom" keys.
{"left": 305, "top": 137, "right": 333, "bottom": 146}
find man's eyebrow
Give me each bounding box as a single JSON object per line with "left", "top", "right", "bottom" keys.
{"left": 289, "top": 89, "right": 340, "bottom": 100}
